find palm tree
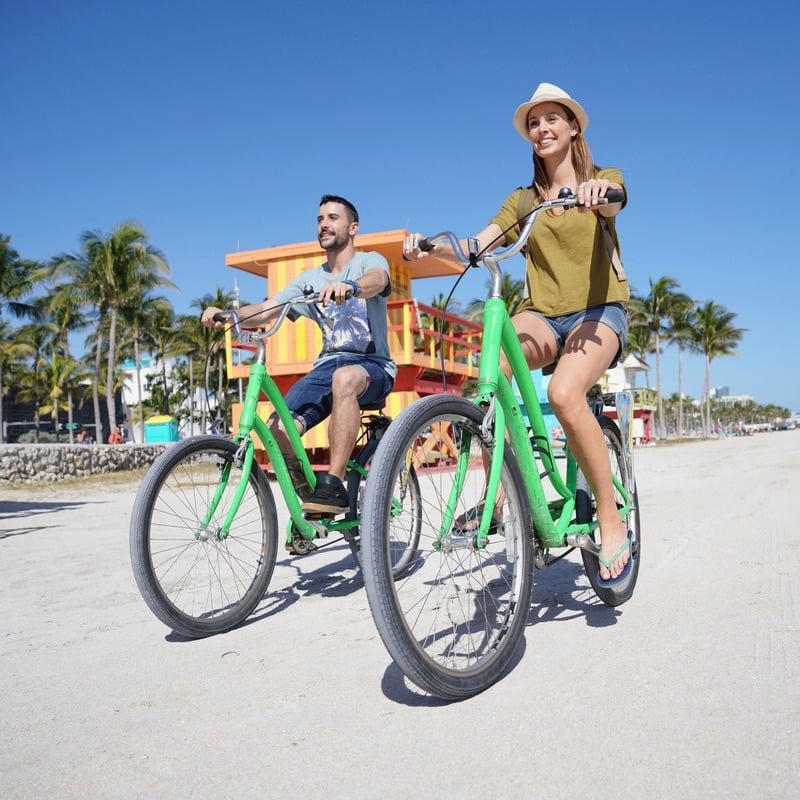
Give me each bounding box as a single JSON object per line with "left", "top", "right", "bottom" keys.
{"left": 120, "top": 293, "right": 175, "bottom": 441}
{"left": 663, "top": 293, "right": 695, "bottom": 437}
{"left": 0, "top": 320, "right": 37, "bottom": 442}
{"left": 0, "top": 234, "right": 39, "bottom": 320}
{"left": 0, "top": 236, "right": 42, "bottom": 439}
{"left": 37, "top": 351, "right": 90, "bottom": 442}
{"left": 625, "top": 294, "right": 652, "bottom": 382}
{"left": 13, "top": 318, "right": 59, "bottom": 442}
{"left": 174, "top": 313, "right": 209, "bottom": 436}
{"left": 54, "top": 222, "right": 172, "bottom": 443}
{"left": 192, "top": 289, "right": 235, "bottom": 433}
{"left": 693, "top": 301, "right": 746, "bottom": 436}
{"left": 638, "top": 277, "right": 682, "bottom": 438}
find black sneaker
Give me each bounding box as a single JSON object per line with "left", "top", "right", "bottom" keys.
{"left": 301, "top": 473, "right": 350, "bottom": 515}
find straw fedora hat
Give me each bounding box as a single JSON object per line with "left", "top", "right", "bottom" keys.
{"left": 512, "top": 83, "right": 589, "bottom": 140}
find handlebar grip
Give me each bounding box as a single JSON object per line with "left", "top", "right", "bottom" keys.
{"left": 604, "top": 188, "right": 625, "bottom": 204}
{"left": 402, "top": 237, "right": 435, "bottom": 261}
{"left": 212, "top": 312, "right": 228, "bottom": 323}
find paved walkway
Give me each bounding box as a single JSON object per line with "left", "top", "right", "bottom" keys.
{"left": 1, "top": 432, "right": 798, "bottom": 799}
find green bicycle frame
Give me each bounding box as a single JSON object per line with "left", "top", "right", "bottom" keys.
{"left": 454, "top": 295, "right": 632, "bottom": 550}
{"left": 212, "top": 360, "right": 360, "bottom": 543}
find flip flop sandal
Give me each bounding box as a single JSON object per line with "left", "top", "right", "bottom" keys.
{"left": 595, "top": 531, "right": 633, "bottom": 588}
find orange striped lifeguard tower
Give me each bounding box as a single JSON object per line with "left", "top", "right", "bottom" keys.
{"left": 223, "top": 229, "right": 482, "bottom": 463}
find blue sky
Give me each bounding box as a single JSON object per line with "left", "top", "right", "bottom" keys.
{"left": 3, "top": 0, "right": 798, "bottom": 411}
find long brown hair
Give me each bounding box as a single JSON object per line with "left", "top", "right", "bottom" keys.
{"left": 529, "top": 104, "right": 599, "bottom": 202}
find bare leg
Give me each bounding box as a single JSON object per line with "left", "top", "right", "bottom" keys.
{"left": 547, "top": 322, "right": 629, "bottom": 580}
{"left": 266, "top": 412, "right": 304, "bottom": 458}
{"left": 266, "top": 412, "right": 309, "bottom": 494}
{"left": 327, "top": 364, "right": 368, "bottom": 481}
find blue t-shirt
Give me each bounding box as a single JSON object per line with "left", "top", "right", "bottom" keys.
{"left": 269, "top": 251, "right": 396, "bottom": 379}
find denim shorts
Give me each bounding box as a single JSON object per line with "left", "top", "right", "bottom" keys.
{"left": 283, "top": 355, "right": 395, "bottom": 433}
{"left": 529, "top": 302, "right": 628, "bottom": 368}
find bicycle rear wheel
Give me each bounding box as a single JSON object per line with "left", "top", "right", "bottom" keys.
{"left": 361, "top": 395, "right": 533, "bottom": 700}
{"left": 346, "top": 437, "right": 422, "bottom": 577}
{"left": 576, "top": 416, "right": 641, "bottom": 606}
{"left": 130, "top": 435, "right": 279, "bottom": 637}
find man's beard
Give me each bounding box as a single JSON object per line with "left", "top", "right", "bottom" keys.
{"left": 319, "top": 231, "right": 348, "bottom": 253}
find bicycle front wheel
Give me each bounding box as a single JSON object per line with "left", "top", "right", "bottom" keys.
{"left": 130, "top": 435, "right": 279, "bottom": 637}
{"left": 361, "top": 395, "right": 533, "bottom": 700}
{"left": 576, "top": 416, "right": 641, "bottom": 606}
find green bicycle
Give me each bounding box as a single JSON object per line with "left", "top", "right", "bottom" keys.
{"left": 129, "top": 290, "right": 421, "bottom": 638}
{"left": 360, "top": 190, "right": 640, "bottom": 699}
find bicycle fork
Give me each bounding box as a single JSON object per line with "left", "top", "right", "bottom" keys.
{"left": 437, "top": 397, "right": 506, "bottom": 553}
{"left": 197, "top": 437, "right": 256, "bottom": 541}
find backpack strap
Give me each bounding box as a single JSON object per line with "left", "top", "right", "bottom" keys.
{"left": 516, "top": 186, "right": 536, "bottom": 256}
{"left": 598, "top": 217, "right": 627, "bottom": 281}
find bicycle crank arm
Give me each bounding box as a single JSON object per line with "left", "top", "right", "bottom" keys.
{"left": 565, "top": 533, "right": 600, "bottom": 555}
{"left": 301, "top": 515, "right": 331, "bottom": 539}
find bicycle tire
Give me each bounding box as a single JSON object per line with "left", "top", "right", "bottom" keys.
{"left": 361, "top": 394, "right": 533, "bottom": 700}
{"left": 346, "top": 437, "right": 422, "bottom": 578}
{"left": 129, "top": 435, "right": 279, "bottom": 637}
{"left": 575, "top": 416, "right": 641, "bottom": 606}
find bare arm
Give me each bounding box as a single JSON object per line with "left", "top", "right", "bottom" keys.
{"left": 201, "top": 297, "right": 281, "bottom": 328}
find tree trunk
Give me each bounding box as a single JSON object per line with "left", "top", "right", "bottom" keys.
{"left": 134, "top": 334, "right": 145, "bottom": 443}
{"left": 655, "top": 333, "right": 665, "bottom": 439}
{"left": 217, "top": 349, "right": 225, "bottom": 433}
{"left": 67, "top": 389, "right": 75, "bottom": 444}
{"left": 0, "top": 363, "right": 4, "bottom": 443}
{"left": 677, "top": 343, "right": 684, "bottom": 438}
{"left": 105, "top": 307, "right": 118, "bottom": 444}
{"left": 188, "top": 355, "right": 194, "bottom": 437}
{"left": 93, "top": 323, "right": 104, "bottom": 444}
{"left": 704, "top": 355, "right": 712, "bottom": 438}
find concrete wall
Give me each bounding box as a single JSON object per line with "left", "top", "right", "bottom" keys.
{"left": 0, "top": 444, "right": 168, "bottom": 485}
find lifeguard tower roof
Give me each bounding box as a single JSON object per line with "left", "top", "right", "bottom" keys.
{"left": 225, "top": 230, "right": 464, "bottom": 282}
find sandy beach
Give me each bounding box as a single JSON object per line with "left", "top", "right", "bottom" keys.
{"left": 1, "top": 431, "right": 798, "bottom": 799}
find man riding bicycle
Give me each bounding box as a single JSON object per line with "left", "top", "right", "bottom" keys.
{"left": 202, "top": 194, "right": 396, "bottom": 515}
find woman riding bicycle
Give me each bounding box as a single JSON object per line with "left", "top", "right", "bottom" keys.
{"left": 404, "top": 83, "right": 631, "bottom": 586}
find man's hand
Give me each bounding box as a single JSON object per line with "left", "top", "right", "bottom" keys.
{"left": 318, "top": 281, "right": 356, "bottom": 307}
{"left": 201, "top": 306, "right": 225, "bottom": 327}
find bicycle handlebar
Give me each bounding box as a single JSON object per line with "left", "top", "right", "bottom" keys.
{"left": 419, "top": 188, "right": 625, "bottom": 266}
{"left": 416, "top": 188, "right": 624, "bottom": 297}
{"left": 212, "top": 286, "right": 332, "bottom": 343}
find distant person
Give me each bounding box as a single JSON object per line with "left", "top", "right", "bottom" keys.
{"left": 108, "top": 427, "right": 124, "bottom": 444}
{"left": 76, "top": 428, "right": 89, "bottom": 444}
{"left": 202, "top": 194, "right": 396, "bottom": 516}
